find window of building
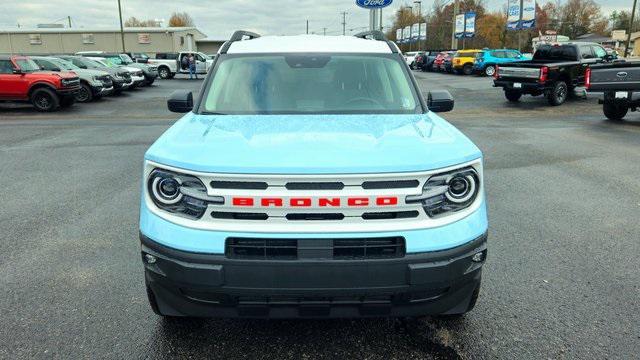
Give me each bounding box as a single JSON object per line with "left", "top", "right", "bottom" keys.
{"left": 29, "top": 34, "right": 42, "bottom": 45}
{"left": 82, "top": 34, "right": 95, "bottom": 44}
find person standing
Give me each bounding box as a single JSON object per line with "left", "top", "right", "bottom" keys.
{"left": 188, "top": 53, "right": 197, "bottom": 80}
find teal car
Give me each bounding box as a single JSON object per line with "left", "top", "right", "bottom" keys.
{"left": 473, "top": 49, "right": 529, "bottom": 76}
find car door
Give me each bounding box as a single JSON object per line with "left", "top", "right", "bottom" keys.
{"left": 195, "top": 53, "right": 207, "bottom": 73}
{"left": 0, "top": 59, "right": 28, "bottom": 99}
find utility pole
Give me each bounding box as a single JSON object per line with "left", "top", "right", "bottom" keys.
{"left": 414, "top": 1, "right": 421, "bottom": 50}
{"left": 306, "top": 20, "right": 309, "bottom": 34}
{"left": 117, "top": 0, "right": 126, "bottom": 52}
{"left": 323, "top": 27, "right": 327, "bottom": 36}
{"left": 67, "top": 16, "right": 72, "bottom": 28}
{"left": 341, "top": 12, "right": 347, "bottom": 35}
{"left": 625, "top": 0, "right": 638, "bottom": 57}
{"left": 451, "top": 0, "right": 459, "bottom": 49}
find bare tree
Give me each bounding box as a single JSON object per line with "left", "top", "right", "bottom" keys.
{"left": 124, "top": 17, "right": 158, "bottom": 27}
{"left": 168, "top": 12, "right": 194, "bottom": 27}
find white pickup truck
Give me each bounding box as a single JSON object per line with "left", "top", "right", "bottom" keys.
{"left": 147, "top": 52, "right": 213, "bottom": 79}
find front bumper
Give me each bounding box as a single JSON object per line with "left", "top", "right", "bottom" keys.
{"left": 56, "top": 85, "right": 80, "bottom": 96}
{"left": 141, "top": 231, "right": 486, "bottom": 318}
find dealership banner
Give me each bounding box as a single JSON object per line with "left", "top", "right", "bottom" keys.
{"left": 396, "top": 28, "right": 403, "bottom": 43}
{"left": 455, "top": 14, "right": 465, "bottom": 38}
{"left": 411, "top": 23, "right": 419, "bottom": 40}
{"left": 507, "top": 0, "right": 521, "bottom": 30}
{"left": 520, "top": 0, "right": 536, "bottom": 29}
{"left": 419, "top": 22, "right": 427, "bottom": 40}
{"left": 403, "top": 25, "right": 411, "bottom": 42}
{"left": 464, "top": 12, "right": 476, "bottom": 38}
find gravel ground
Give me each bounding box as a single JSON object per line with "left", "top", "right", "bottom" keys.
{"left": 0, "top": 73, "right": 638, "bottom": 359}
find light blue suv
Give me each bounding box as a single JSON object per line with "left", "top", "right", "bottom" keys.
{"left": 139, "top": 31, "right": 488, "bottom": 319}
{"left": 473, "top": 49, "right": 529, "bottom": 76}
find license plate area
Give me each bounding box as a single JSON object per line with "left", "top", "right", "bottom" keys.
{"left": 615, "top": 91, "right": 629, "bottom": 99}
{"left": 513, "top": 82, "right": 522, "bottom": 89}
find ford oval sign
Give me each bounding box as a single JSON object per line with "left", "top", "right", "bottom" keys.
{"left": 356, "top": 0, "right": 393, "bottom": 9}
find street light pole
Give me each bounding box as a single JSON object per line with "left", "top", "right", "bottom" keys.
{"left": 117, "top": 0, "right": 125, "bottom": 52}
{"left": 414, "top": 1, "right": 422, "bottom": 51}
{"left": 451, "top": 0, "right": 458, "bottom": 49}
{"left": 625, "top": 0, "right": 638, "bottom": 57}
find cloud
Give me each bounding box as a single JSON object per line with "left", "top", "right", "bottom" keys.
{"left": 0, "top": 0, "right": 631, "bottom": 39}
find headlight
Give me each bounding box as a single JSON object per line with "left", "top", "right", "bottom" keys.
{"left": 147, "top": 168, "right": 223, "bottom": 219}
{"left": 406, "top": 166, "right": 480, "bottom": 218}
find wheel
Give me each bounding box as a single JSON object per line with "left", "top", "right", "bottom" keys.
{"left": 484, "top": 65, "right": 496, "bottom": 77}
{"left": 30, "top": 88, "right": 59, "bottom": 112}
{"left": 146, "top": 78, "right": 155, "bottom": 86}
{"left": 462, "top": 64, "right": 473, "bottom": 75}
{"left": 75, "top": 83, "right": 93, "bottom": 103}
{"left": 547, "top": 81, "right": 568, "bottom": 106}
{"left": 505, "top": 89, "right": 522, "bottom": 102}
{"left": 60, "top": 96, "right": 75, "bottom": 108}
{"left": 158, "top": 66, "right": 171, "bottom": 79}
{"left": 603, "top": 101, "right": 628, "bottom": 121}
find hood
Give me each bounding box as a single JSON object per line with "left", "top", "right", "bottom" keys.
{"left": 70, "top": 68, "right": 108, "bottom": 78}
{"left": 146, "top": 113, "right": 481, "bottom": 174}
{"left": 32, "top": 70, "right": 77, "bottom": 79}
{"left": 120, "top": 66, "right": 141, "bottom": 73}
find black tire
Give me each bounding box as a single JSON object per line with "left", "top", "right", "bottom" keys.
{"left": 146, "top": 78, "right": 155, "bottom": 86}
{"left": 505, "top": 90, "right": 522, "bottom": 102}
{"left": 158, "top": 66, "right": 171, "bottom": 79}
{"left": 603, "top": 102, "right": 628, "bottom": 121}
{"left": 462, "top": 64, "right": 473, "bottom": 75}
{"left": 484, "top": 65, "right": 496, "bottom": 77}
{"left": 60, "top": 96, "right": 75, "bottom": 108}
{"left": 30, "top": 87, "right": 59, "bottom": 112}
{"left": 75, "top": 83, "right": 93, "bottom": 103}
{"left": 547, "top": 81, "right": 568, "bottom": 106}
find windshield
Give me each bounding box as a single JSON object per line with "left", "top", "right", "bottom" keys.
{"left": 120, "top": 54, "right": 134, "bottom": 64}
{"left": 16, "top": 58, "right": 40, "bottom": 72}
{"left": 104, "top": 57, "right": 124, "bottom": 66}
{"left": 202, "top": 54, "right": 421, "bottom": 115}
{"left": 52, "top": 59, "right": 78, "bottom": 71}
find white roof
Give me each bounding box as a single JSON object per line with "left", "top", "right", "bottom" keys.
{"left": 227, "top": 35, "right": 392, "bottom": 54}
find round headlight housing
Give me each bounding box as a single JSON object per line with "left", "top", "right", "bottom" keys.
{"left": 406, "top": 166, "right": 480, "bottom": 218}
{"left": 147, "top": 169, "right": 210, "bottom": 219}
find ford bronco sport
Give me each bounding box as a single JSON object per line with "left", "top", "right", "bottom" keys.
{"left": 140, "top": 31, "right": 488, "bottom": 319}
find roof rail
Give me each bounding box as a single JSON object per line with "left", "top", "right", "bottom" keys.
{"left": 353, "top": 30, "right": 398, "bottom": 54}
{"left": 219, "top": 30, "right": 261, "bottom": 54}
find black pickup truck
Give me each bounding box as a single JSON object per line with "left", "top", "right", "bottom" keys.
{"left": 586, "top": 62, "right": 640, "bottom": 120}
{"left": 494, "top": 42, "right": 614, "bottom": 105}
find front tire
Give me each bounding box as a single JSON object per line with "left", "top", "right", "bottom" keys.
{"left": 603, "top": 102, "right": 628, "bottom": 121}
{"left": 484, "top": 65, "right": 496, "bottom": 77}
{"left": 158, "top": 66, "right": 171, "bottom": 79}
{"left": 30, "top": 88, "right": 59, "bottom": 112}
{"left": 505, "top": 89, "right": 522, "bottom": 102}
{"left": 547, "top": 81, "right": 568, "bottom": 106}
{"left": 75, "top": 83, "right": 93, "bottom": 103}
{"left": 462, "top": 64, "right": 473, "bottom": 75}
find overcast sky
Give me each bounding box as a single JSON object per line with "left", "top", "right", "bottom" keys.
{"left": 0, "top": 0, "right": 633, "bottom": 39}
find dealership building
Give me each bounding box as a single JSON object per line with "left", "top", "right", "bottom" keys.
{"left": 0, "top": 27, "right": 225, "bottom": 56}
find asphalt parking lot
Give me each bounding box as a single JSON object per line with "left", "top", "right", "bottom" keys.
{"left": 1, "top": 73, "right": 639, "bottom": 359}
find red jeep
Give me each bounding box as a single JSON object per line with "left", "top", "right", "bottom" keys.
{"left": 0, "top": 55, "right": 81, "bottom": 112}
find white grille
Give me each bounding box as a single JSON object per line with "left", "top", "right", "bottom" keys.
{"left": 144, "top": 160, "right": 483, "bottom": 233}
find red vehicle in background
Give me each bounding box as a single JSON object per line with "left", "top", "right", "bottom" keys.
{"left": 0, "top": 55, "right": 80, "bottom": 112}
{"left": 433, "top": 51, "right": 455, "bottom": 72}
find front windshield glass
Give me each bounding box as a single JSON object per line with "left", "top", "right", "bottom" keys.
{"left": 120, "top": 54, "right": 134, "bottom": 64}
{"left": 16, "top": 59, "right": 40, "bottom": 72}
{"left": 203, "top": 54, "right": 421, "bottom": 115}
{"left": 105, "top": 57, "right": 124, "bottom": 66}
{"left": 53, "top": 59, "right": 78, "bottom": 71}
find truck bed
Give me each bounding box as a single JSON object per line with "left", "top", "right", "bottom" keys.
{"left": 588, "top": 61, "right": 640, "bottom": 91}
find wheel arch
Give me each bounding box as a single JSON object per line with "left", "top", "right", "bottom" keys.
{"left": 28, "top": 82, "right": 58, "bottom": 97}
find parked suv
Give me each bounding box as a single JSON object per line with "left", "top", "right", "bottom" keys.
{"left": 140, "top": 31, "right": 488, "bottom": 319}
{"left": 452, "top": 49, "right": 482, "bottom": 75}
{"left": 76, "top": 52, "right": 158, "bottom": 86}
{"left": 57, "top": 55, "right": 132, "bottom": 94}
{"left": 0, "top": 55, "right": 80, "bottom": 111}
{"left": 32, "top": 56, "right": 113, "bottom": 102}
{"left": 473, "top": 49, "right": 529, "bottom": 76}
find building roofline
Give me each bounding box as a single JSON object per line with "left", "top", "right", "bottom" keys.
{"left": 0, "top": 27, "right": 203, "bottom": 34}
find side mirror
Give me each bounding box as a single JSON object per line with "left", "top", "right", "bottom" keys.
{"left": 12, "top": 68, "right": 22, "bottom": 74}
{"left": 167, "top": 90, "right": 193, "bottom": 113}
{"left": 427, "top": 90, "right": 454, "bottom": 113}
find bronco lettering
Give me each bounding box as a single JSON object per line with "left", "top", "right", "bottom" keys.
{"left": 231, "top": 196, "right": 399, "bottom": 207}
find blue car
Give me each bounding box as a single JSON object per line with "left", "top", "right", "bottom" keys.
{"left": 140, "top": 31, "right": 488, "bottom": 319}
{"left": 473, "top": 49, "right": 529, "bottom": 76}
